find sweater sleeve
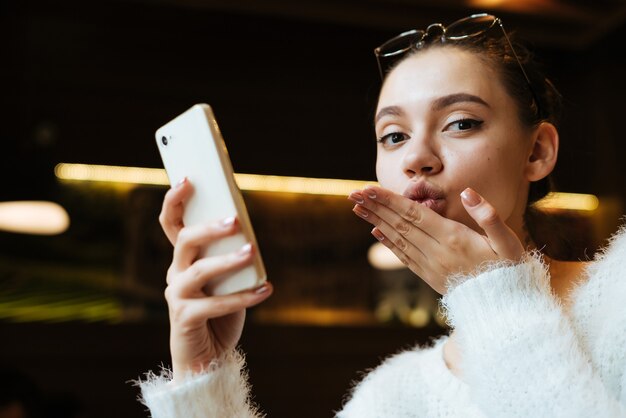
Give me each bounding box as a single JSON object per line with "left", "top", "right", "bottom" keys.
{"left": 441, "top": 254, "right": 626, "bottom": 417}
{"left": 137, "top": 349, "right": 263, "bottom": 418}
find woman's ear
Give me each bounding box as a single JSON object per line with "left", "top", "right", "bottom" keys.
{"left": 526, "top": 122, "right": 559, "bottom": 182}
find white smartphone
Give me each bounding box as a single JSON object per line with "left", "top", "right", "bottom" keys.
{"left": 155, "top": 104, "right": 266, "bottom": 295}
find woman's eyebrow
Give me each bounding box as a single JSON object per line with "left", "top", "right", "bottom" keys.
{"left": 376, "top": 94, "right": 489, "bottom": 124}
{"left": 431, "top": 93, "right": 490, "bottom": 111}
{"left": 375, "top": 106, "right": 405, "bottom": 124}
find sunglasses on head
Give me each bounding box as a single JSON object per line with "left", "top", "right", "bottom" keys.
{"left": 374, "top": 13, "right": 542, "bottom": 118}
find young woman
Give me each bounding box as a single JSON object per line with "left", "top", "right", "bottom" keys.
{"left": 139, "top": 13, "right": 626, "bottom": 417}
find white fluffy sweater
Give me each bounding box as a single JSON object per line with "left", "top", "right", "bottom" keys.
{"left": 139, "top": 227, "right": 626, "bottom": 417}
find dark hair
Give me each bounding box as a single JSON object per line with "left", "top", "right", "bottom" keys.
{"left": 384, "top": 31, "right": 564, "bottom": 253}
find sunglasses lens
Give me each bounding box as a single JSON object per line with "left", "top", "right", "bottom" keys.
{"left": 445, "top": 14, "right": 496, "bottom": 40}
{"left": 376, "top": 30, "right": 424, "bottom": 58}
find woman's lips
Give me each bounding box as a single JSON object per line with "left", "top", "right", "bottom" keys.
{"left": 403, "top": 182, "right": 447, "bottom": 216}
{"left": 415, "top": 198, "right": 446, "bottom": 215}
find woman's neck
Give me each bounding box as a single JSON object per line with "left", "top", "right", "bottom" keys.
{"left": 512, "top": 219, "right": 587, "bottom": 305}
{"left": 545, "top": 256, "right": 588, "bottom": 308}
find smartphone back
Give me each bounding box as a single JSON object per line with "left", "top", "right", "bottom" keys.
{"left": 155, "top": 104, "right": 266, "bottom": 295}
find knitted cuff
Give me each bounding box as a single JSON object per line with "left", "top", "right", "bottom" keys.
{"left": 441, "top": 253, "right": 555, "bottom": 342}
{"left": 137, "top": 349, "right": 262, "bottom": 418}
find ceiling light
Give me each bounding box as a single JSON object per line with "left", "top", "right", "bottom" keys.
{"left": 368, "top": 241, "right": 406, "bottom": 270}
{"left": 0, "top": 201, "right": 70, "bottom": 235}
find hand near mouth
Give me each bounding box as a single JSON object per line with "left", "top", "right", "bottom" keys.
{"left": 348, "top": 185, "right": 525, "bottom": 295}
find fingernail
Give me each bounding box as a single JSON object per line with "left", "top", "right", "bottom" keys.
{"left": 371, "top": 228, "right": 385, "bottom": 241}
{"left": 364, "top": 188, "right": 377, "bottom": 199}
{"left": 348, "top": 191, "right": 364, "bottom": 204}
{"left": 238, "top": 243, "right": 252, "bottom": 255}
{"left": 461, "top": 188, "right": 482, "bottom": 207}
{"left": 353, "top": 205, "right": 369, "bottom": 218}
{"left": 221, "top": 216, "right": 236, "bottom": 227}
{"left": 176, "top": 177, "right": 188, "bottom": 188}
{"left": 255, "top": 284, "right": 269, "bottom": 294}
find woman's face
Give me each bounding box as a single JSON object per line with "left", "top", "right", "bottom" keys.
{"left": 375, "top": 46, "right": 534, "bottom": 236}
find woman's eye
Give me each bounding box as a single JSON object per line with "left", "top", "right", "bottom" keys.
{"left": 446, "top": 118, "right": 483, "bottom": 132}
{"left": 378, "top": 132, "right": 408, "bottom": 145}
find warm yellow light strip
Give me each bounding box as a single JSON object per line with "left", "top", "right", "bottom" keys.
{"left": 534, "top": 192, "right": 600, "bottom": 212}
{"left": 54, "top": 164, "right": 599, "bottom": 210}
{"left": 234, "top": 174, "right": 372, "bottom": 196}
{"left": 54, "top": 163, "right": 374, "bottom": 196}
{"left": 55, "top": 163, "right": 169, "bottom": 186}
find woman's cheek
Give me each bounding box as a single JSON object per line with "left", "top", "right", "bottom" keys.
{"left": 375, "top": 158, "right": 400, "bottom": 191}
{"left": 376, "top": 177, "right": 405, "bottom": 197}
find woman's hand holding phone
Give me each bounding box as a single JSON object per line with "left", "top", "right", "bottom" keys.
{"left": 160, "top": 178, "right": 273, "bottom": 382}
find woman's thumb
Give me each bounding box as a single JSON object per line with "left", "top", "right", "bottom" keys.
{"left": 460, "top": 188, "right": 524, "bottom": 261}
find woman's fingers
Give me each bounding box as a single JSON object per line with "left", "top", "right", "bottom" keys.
{"left": 171, "top": 243, "right": 255, "bottom": 296}
{"left": 352, "top": 202, "right": 433, "bottom": 275}
{"left": 183, "top": 283, "right": 273, "bottom": 322}
{"left": 167, "top": 282, "right": 272, "bottom": 326}
{"left": 172, "top": 217, "right": 239, "bottom": 271}
{"left": 460, "top": 188, "right": 524, "bottom": 261}
{"left": 349, "top": 186, "right": 444, "bottom": 241}
{"left": 349, "top": 189, "right": 443, "bottom": 250}
{"left": 159, "top": 177, "right": 193, "bottom": 245}
{"left": 353, "top": 202, "right": 429, "bottom": 262}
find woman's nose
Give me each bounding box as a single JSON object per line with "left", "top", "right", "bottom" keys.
{"left": 401, "top": 138, "right": 443, "bottom": 177}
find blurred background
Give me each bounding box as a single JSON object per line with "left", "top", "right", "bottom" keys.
{"left": 1, "top": 0, "right": 625, "bottom": 417}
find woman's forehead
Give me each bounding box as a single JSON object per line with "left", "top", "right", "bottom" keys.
{"left": 377, "top": 47, "right": 504, "bottom": 111}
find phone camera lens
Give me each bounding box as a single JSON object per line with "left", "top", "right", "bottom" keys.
{"left": 161, "top": 136, "right": 168, "bottom": 146}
